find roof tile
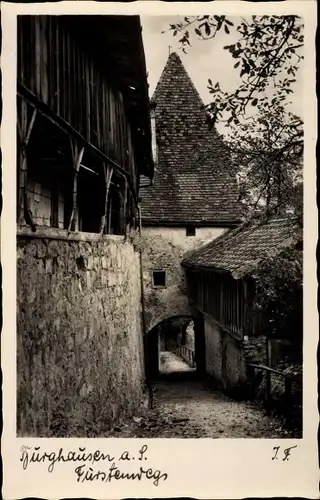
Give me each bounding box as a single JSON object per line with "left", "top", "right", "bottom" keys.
{"left": 140, "top": 52, "right": 242, "bottom": 225}
{"left": 182, "top": 215, "right": 302, "bottom": 278}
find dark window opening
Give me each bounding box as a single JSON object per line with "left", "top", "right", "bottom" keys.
{"left": 186, "top": 226, "right": 196, "bottom": 236}
{"left": 106, "top": 176, "right": 126, "bottom": 235}
{"left": 153, "top": 270, "right": 166, "bottom": 288}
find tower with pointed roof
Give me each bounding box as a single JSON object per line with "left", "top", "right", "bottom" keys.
{"left": 141, "top": 51, "right": 241, "bottom": 227}
{"left": 140, "top": 52, "right": 242, "bottom": 337}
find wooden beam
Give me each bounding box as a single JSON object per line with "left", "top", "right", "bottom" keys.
{"left": 265, "top": 336, "right": 272, "bottom": 415}
{"left": 99, "top": 163, "right": 113, "bottom": 235}
{"left": 247, "top": 363, "right": 284, "bottom": 377}
{"left": 17, "top": 82, "right": 139, "bottom": 207}
{"left": 17, "top": 107, "right": 37, "bottom": 224}
{"left": 123, "top": 178, "right": 128, "bottom": 235}
{"left": 85, "top": 55, "right": 91, "bottom": 140}
{"left": 219, "top": 280, "right": 223, "bottom": 323}
{"left": 108, "top": 196, "right": 113, "bottom": 234}
{"left": 35, "top": 18, "right": 41, "bottom": 96}
{"left": 68, "top": 141, "right": 84, "bottom": 232}
{"left": 56, "top": 20, "right": 60, "bottom": 116}
{"left": 24, "top": 191, "right": 37, "bottom": 232}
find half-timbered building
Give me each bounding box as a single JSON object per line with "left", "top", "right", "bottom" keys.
{"left": 17, "top": 15, "right": 153, "bottom": 234}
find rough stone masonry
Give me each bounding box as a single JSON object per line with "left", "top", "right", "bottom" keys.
{"left": 17, "top": 232, "right": 145, "bottom": 436}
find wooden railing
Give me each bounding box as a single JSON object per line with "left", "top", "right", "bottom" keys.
{"left": 246, "top": 362, "right": 297, "bottom": 419}
{"left": 174, "top": 343, "right": 196, "bottom": 368}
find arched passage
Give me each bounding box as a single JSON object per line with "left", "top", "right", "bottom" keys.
{"left": 146, "top": 313, "right": 206, "bottom": 381}
{"left": 145, "top": 294, "right": 194, "bottom": 334}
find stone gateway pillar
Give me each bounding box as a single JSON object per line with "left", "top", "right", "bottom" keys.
{"left": 193, "top": 313, "right": 206, "bottom": 377}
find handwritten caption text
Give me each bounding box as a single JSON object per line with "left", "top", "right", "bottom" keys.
{"left": 20, "top": 444, "right": 168, "bottom": 486}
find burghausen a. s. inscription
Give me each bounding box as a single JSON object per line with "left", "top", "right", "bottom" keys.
{"left": 20, "top": 444, "right": 168, "bottom": 486}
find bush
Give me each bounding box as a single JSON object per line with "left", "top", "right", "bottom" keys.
{"left": 253, "top": 245, "right": 302, "bottom": 347}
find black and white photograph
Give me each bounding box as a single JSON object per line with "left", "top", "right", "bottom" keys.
{"left": 1, "top": 1, "right": 318, "bottom": 498}
{"left": 15, "top": 12, "right": 305, "bottom": 439}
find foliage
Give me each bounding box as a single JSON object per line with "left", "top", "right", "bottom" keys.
{"left": 168, "top": 15, "right": 303, "bottom": 127}
{"left": 252, "top": 245, "right": 303, "bottom": 341}
{"left": 225, "top": 104, "right": 303, "bottom": 216}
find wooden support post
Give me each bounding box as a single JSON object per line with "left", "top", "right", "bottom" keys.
{"left": 246, "top": 364, "right": 255, "bottom": 399}
{"left": 265, "top": 336, "right": 272, "bottom": 415}
{"left": 24, "top": 191, "right": 37, "bottom": 232}
{"left": 246, "top": 281, "right": 250, "bottom": 333}
{"left": 18, "top": 82, "right": 139, "bottom": 209}
{"left": 236, "top": 280, "right": 240, "bottom": 332}
{"left": 123, "top": 178, "right": 128, "bottom": 235}
{"left": 108, "top": 196, "right": 113, "bottom": 234}
{"left": 68, "top": 141, "right": 84, "bottom": 232}
{"left": 219, "top": 279, "right": 224, "bottom": 323}
{"left": 17, "top": 106, "right": 37, "bottom": 224}
{"left": 284, "top": 376, "right": 293, "bottom": 423}
{"left": 99, "top": 163, "right": 113, "bottom": 235}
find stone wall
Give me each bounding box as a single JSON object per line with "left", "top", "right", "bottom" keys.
{"left": 17, "top": 229, "right": 146, "bottom": 436}
{"left": 244, "top": 335, "right": 267, "bottom": 366}
{"left": 141, "top": 226, "right": 227, "bottom": 331}
{"left": 204, "top": 313, "right": 246, "bottom": 394}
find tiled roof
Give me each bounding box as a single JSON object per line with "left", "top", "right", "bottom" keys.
{"left": 140, "top": 52, "right": 242, "bottom": 225}
{"left": 182, "top": 215, "right": 302, "bottom": 278}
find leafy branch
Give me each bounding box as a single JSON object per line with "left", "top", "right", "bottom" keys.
{"left": 167, "top": 15, "right": 304, "bottom": 127}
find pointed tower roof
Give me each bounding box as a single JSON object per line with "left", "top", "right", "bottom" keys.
{"left": 140, "top": 52, "right": 242, "bottom": 225}
{"left": 151, "top": 51, "right": 203, "bottom": 108}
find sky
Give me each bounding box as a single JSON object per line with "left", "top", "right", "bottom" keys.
{"left": 141, "top": 15, "right": 303, "bottom": 131}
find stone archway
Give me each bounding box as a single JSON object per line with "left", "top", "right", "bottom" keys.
{"left": 145, "top": 289, "right": 194, "bottom": 333}
{"left": 146, "top": 312, "right": 206, "bottom": 381}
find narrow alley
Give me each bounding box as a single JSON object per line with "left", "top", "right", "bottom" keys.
{"left": 159, "top": 351, "right": 196, "bottom": 375}
{"left": 110, "top": 351, "right": 291, "bottom": 439}
{"left": 14, "top": 14, "right": 303, "bottom": 444}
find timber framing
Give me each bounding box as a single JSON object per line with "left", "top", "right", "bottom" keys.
{"left": 100, "top": 165, "right": 114, "bottom": 235}
{"left": 17, "top": 106, "right": 37, "bottom": 226}
{"left": 16, "top": 15, "right": 154, "bottom": 236}
{"left": 184, "top": 215, "right": 302, "bottom": 339}
{"left": 68, "top": 141, "right": 85, "bottom": 232}
{"left": 18, "top": 83, "right": 140, "bottom": 208}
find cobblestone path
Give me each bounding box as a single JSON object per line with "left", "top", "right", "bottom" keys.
{"left": 109, "top": 351, "right": 290, "bottom": 438}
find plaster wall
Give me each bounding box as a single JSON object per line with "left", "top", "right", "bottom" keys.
{"left": 204, "top": 313, "right": 246, "bottom": 393}
{"left": 141, "top": 226, "right": 228, "bottom": 331}
{"left": 143, "top": 226, "right": 227, "bottom": 253}
{"left": 204, "top": 314, "right": 223, "bottom": 382}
